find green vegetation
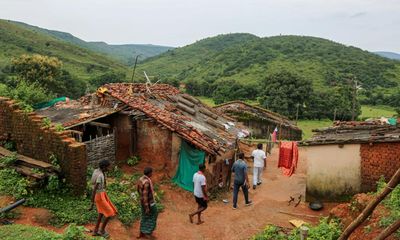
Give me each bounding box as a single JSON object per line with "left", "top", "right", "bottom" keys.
{"left": 127, "top": 156, "right": 141, "bottom": 166}
{"left": 11, "top": 20, "right": 172, "bottom": 65}
{"left": 138, "top": 33, "right": 400, "bottom": 119}
{"left": 0, "top": 169, "right": 29, "bottom": 199}
{"left": 252, "top": 218, "right": 342, "bottom": 240}
{"left": 0, "top": 224, "right": 102, "bottom": 240}
{"left": 297, "top": 119, "right": 333, "bottom": 140}
{"left": 0, "top": 20, "right": 127, "bottom": 80}
{"left": 376, "top": 177, "right": 400, "bottom": 237}
{"left": 360, "top": 105, "right": 396, "bottom": 119}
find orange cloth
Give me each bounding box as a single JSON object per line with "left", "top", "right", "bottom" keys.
{"left": 279, "top": 141, "right": 299, "bottom": 177}
{"left": 95, "top": 192, "right": 117, "bottom": 217}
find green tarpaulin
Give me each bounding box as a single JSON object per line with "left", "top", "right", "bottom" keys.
{"left": 172, "top": 141, "right": 205, "bottom": 192}
{"left": 33, "top": 97, "right": 69, "bottom": 109}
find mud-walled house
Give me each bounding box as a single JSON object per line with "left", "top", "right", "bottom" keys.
{"left": 300, "top": 121, "right": 400, "bottom": 201}
{"left": 35, "top": 83, "right": 249, "bottom": 192}
{"left": 214, "top": 101, "right": 302, "bottom": 141}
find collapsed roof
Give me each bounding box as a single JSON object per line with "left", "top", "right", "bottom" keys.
{"left": 301, "top": 121, "right": 400, "bottom": 146}
{"left": 214, "top": 101, "right": 301, "bottom": 132}
{"left": 37, "top": 83, "right": 247, "bottom": 155}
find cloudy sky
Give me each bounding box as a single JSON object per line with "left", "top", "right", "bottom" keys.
{"left": 1, "top": 0, "right": 399, "bottom": 52}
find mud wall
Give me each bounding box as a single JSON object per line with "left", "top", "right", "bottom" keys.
{"left": 305, "top": 144, "right": 361, "bottom": 200}
{"left": 0, "top": 97, "right": 87, "bottom": 194}
{"left": 240, "top": 119, "right": 302, "bottom": 141}
{"left": 85, "top": 134, "right": 115, "bottom": 167}
{"left": 135, "top": 120, "right": 172, "bottom": 170}
{"left": 113, "top": 114, "right": 133, "bottom": 163}
{"left": 360, "top": 142, "right": 400, "bottom": 192}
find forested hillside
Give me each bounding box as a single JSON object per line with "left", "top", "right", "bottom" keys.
{"left": 12, "top": 21, "right": 173, "bottom": 65}
{"left": 138, "top": 33, "right": 400, "bottom": 119}
{"left": 0, "top": 19, "right": 127, "bottom": 80}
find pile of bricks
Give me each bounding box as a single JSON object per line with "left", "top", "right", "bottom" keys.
{"left": 0, "top": 97, "right": 87, "bottom": 194}
{"left": 360, "top": 142, "right": 400, "bottom": 191}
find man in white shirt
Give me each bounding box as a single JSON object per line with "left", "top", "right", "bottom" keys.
{"left": 189, "top": 164, "right": 208, "bottom": 224}
{"left": 251, "top": 143, "right": 267, "bottom": 190}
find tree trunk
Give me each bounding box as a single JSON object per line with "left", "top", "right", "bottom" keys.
{"left": 338, "top": 167, "right": 400, "bottom": 240}
{"left": 375, "top": 219, "right": 400, "bottom": 240}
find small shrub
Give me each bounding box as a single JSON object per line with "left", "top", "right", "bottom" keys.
{"left": 55, "top": 123, "right": 65, "bottom": 132}
{"left": 127, "top": 156, "right": 140, "bottom": 166}
{"left": 2, "top": 141, "right": 16, "bottom": 151}
{"left": 42, "top": 117, "right": 52, "bottom": 128}
{"left": 62, "top": 223, "right": 88, "bottom": 240}
{"left": 0, "top": 153, "right": 18, "bottom": 166}
{"left": 108, "top": 165, "right": 123, "bottom": 179}
{"left": 0, "top": 169, "right": 30, "bottom": 199}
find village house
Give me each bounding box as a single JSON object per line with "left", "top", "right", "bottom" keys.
{"left": 0, "top": 83, "right": 250, "bottom": 193}
{"left": 300, "top": 121, "right": 400, "bottom": 201}
{"left": 214, "top": 101, "right": 302, "bottom": 141}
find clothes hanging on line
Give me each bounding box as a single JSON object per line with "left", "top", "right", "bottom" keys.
{"left": 278, "top": 141, "right": 299, "bottom": 177}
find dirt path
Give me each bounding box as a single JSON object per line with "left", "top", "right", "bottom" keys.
{"left": 10, "top": 147, "right": 337, "bottom": 240}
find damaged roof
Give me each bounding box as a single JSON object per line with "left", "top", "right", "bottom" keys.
{"left": 214, "top": 101, "right": 301, "bottom": 132}
{"left": 301, "top": 121, "right": 400, "bottom": 146}
{"left": 38, "top": 83, "right": 246, "bottom": 155}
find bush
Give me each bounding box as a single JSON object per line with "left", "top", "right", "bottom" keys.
{"left": 0, "top": 169, "right": 30, "bottom": 199}
{"left": 127, "top": 156, "right": 140, "bottom": 166}
{"left": 376, "top": 176, "right": 400, "bottom": 237}
{"left": 0, "top": 153, "right": 18, "bottom": 166}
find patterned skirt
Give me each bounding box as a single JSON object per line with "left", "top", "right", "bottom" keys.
{"left": 95, "top": 192, "right": 117, "bottom": 218}
{"left": 140, "top": 204, "right": 158, "bottom": 234}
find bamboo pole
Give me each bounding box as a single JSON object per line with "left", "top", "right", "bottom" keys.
{"left": 338, "top": 167, "right": 400, "bottom": 240}
{"left": 375, "top": 219, "right": 400, "bottom": 240}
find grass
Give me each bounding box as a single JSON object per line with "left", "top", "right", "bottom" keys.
{"left": 297, "top": 119, "right": 333, "bottom": 140}
{"left": 360, "top": 105, "right": 396, "bottom": 119}
{"left": 197, "top": 96, "right": 216, "bottom": 107}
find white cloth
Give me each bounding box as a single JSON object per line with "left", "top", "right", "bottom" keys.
{"left": 91, "top": 169, "right": 105, "bottom": 192}
{"left": 193, "top": 172, "right": 206, "bottom": 198}
{"left": 252, "top": 149, "right": 267, "bottom": 168}
{"left": 253, "top": 167, "right": 263, "bottom": 186}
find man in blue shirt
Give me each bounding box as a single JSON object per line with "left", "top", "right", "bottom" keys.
{"left": 231, "top": 152, "right": 253, "bottom": 209}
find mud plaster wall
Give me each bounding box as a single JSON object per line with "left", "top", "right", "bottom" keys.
{"left": 360, "top": 142, "right": 400, "bottom": 192}
{"left": 304, "top": 144, "right": 361, "bottom": 200}
{"left": 114, "top": 114, "right": 133, "bottom": 163}
{"left": 85, "top": 134, "right": 115, "bottom": 167}
{"left": 135, "top": 120, "right": 172, "bottom": 171}
{"left": 0, "top": 97, "right": 87, "bottom": 194}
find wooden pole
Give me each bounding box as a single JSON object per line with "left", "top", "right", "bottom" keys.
{"left": 375, "top": 219, "right": 400, "bottom": 240}
{"left": 338, "top": 167, "right": 400, "bottom": 240}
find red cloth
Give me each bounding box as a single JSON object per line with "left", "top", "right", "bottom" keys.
{"left": 278, "top": 141, "right": 299, "bottom": 177}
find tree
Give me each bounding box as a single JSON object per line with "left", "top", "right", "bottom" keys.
{"left": 212, "top": 80, "right": 258, "bottom": 104}
{"left": 259, "top": 71, "right": 313, "bottom": 119}
{"left": 89, "top": 71, "right": 125, "bottom": 89}
{"left": 11, "top": 54, "right": 62, "bottom": 92}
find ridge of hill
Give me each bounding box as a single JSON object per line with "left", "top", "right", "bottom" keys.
{"left": 11, "top": 20, "right": 173, "bottom": 65}
{"left": 138, "top": 33, "right": 400, "bottom": 93}
{"left": 374, "top": 51, "right": 400, "bottom": 61}
{"left": 0, "top": 19, "right": 127, "bottom": 80}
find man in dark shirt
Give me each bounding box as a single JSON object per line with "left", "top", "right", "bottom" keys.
{"left": 231, "top": 152, "right": 253, "bottom": 209}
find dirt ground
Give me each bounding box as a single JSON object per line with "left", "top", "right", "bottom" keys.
{"left": 10, "top": 146, "right": 337, "bottom": 240}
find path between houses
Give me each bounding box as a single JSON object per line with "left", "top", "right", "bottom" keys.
{"left": 14, "top": 148, "right": 337, "bottom": 240}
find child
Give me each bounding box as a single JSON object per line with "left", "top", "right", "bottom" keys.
{"left": 89, "top": 160, "right": 117, "bottom": 238}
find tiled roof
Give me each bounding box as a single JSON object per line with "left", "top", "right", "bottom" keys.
{"left": 103, "top": 83, "right": 239, "bottom": 155}
{"left": 301, "top": 121, "right": 400, "bottom": 146}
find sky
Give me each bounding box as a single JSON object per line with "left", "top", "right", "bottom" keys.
{"left": 1, "top": 0, "right": 399, "bottom": 52}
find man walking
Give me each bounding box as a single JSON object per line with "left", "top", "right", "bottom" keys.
{"left": 251, "top": 143, "right": 267, "bottom": 190}
{"left": 231, "top": 152, "right": 252, "bottom": 209}
{"left": 189, "top": 164, "right": 208, "bottom": 224}
{"left": 137, "top": 167, "right": 158, "bottom": 239}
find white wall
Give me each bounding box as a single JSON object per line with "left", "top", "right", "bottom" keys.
{"left": 304, "top": 144, "right": 361, "bottom": 200}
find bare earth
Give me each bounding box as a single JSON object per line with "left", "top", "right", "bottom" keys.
{"left": 13, "top": 147, "right": 336, "bottom": 240}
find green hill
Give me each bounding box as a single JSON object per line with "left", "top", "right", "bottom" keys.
{"left": 11, "top": 21, "right": 173, "bottom": 65}
{"left": 138, "top": 33, "right": 400, "bottom": 93}
{"left": 0, "top": 19, "right": 127, "bottom": 80}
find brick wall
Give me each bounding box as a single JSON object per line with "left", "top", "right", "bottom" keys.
{"left": 0, "top": 97, "right": 87, "bottom": 194}
{"left": 85, "top": 134, "right": 115, "bottom": 167}
{"left": 360, "top": 142, "right": 400, "bottom": 192}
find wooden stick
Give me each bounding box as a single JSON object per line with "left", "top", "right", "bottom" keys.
{"left": 375, "top": 219, "right": 400, "bottom": 240}
{"left": 338, "top": 167, "right": 400, "bottom": 240}
{"left": 278, "top": 211, "right": 320, "bottom": 219}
